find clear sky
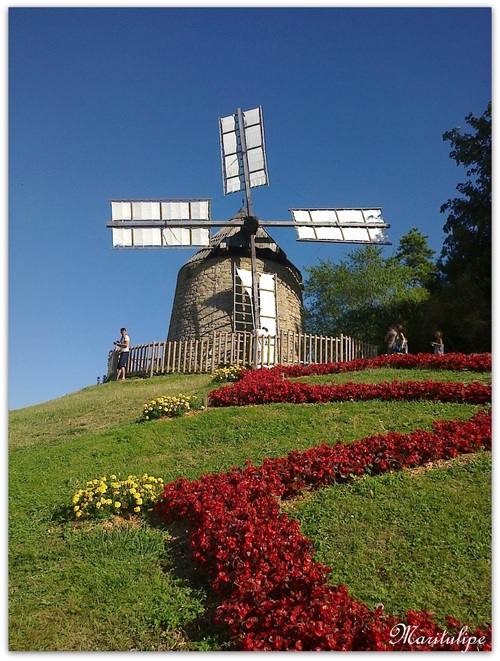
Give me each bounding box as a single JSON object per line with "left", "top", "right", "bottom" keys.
{"left": 7, "top": 3, "right": 492, "bottom": 410}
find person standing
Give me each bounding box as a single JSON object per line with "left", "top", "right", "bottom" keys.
{"left": 431, "top": 331, "right": 445, "bottom": 355}
{"left": 394, "top": 325, "right": 408, "bottom": 354}
{"left": 384, "top": 325, "right": 397, "bottom": 354}
{"left": 114, "top": 327, "right": 130, "bottom": 380}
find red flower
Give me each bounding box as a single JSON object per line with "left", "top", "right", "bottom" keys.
{"left": 153, "top": 353, "right": 491, "bottom": 651}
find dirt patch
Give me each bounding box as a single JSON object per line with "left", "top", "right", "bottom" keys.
{"left": 403, "top": 450, "right": 487, "bottom": 475}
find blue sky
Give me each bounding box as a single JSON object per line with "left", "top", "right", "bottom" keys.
{"left": 7, "top": 3, "right": 491, "bottom": 410}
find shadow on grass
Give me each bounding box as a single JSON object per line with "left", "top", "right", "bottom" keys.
{"left": 51, "top": 504, "right": 231, "bottom": 650}
{"left": 51, "top": 503, "right": 75, "bottom": 523}
{"left": 155, "top": 517, "right": 231, "bottom": 650}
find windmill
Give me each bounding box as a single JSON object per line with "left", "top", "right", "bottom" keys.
{"left": 107, "top": 106, "right": 390, "bottom": 339}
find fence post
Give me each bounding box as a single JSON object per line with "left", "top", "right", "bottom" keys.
{"left": 210, "top": 331, "right": 216, "bottom": 372}
{"left": 149, "top": 342, "right": 155, "bottom": 377}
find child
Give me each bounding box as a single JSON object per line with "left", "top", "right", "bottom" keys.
{"left": 431, "top": 331, "right": 444, "bottom": 355}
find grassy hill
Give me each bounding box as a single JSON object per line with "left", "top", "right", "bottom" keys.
{"left": 8, "top": 367, "right": 491, "bottom": 650}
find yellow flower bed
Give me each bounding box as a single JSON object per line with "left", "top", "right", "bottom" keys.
{"left": 139, "top": 394, "right": 200, "bottom": 422}
{"left": 71, "top": 473, "right": 164, "bottom": 520}
{"left": 211, "top": 365, "right": 245, "bottom": 383}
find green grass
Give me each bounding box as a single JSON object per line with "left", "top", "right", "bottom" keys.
{"left": 292, "top": 367, "right": 492, "bottom": 385}
{"left": 8, "top": 367, "right": 491, "bottom": 650}
{"left": 8, "top": 373, "right": 214, "bottom": 449}
{"left": 285, "top": 453, "right": 491, "bottom": 629}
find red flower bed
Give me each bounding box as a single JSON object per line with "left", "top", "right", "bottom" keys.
{"left": 155, "top": 406, "right": 492, "bottom": 651}
{"left": 208, "top": 353, "right": 491, "bottom": 408}
{"left": 277, "top": 352, "right": 491, "bottom": 377}
{"left": 209, "top": 373, "right": 491, "bottom": 408}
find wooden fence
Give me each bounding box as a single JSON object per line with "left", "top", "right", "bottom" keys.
{"left": 107, "top": 331, "right": 378, "bottom": 380}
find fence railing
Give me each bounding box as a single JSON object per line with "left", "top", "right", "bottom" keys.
{"left": 107, "top": 331, "right": 378, "bottom": 380}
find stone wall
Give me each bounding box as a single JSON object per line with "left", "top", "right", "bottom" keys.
{"left": 167, "top": 254, "right": 304, "bottom": 341}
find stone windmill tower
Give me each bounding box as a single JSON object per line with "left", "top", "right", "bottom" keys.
{"left": 167, "top": 208, "right": 303, "bottom": 341}
{"left": 107, "top": 106, "right": 390, "bottom": 345}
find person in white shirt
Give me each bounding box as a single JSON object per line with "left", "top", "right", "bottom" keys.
{"left": 253, "top": 326, "right": 269, "bottom": 340}
{"left": 114, "top": 327, "right": 130, "bottom": 380}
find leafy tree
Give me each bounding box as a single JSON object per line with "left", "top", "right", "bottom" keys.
{"left": 394, "top": 227, "right": 438, "bottom": 287}
{"left": 304, "top": 231, "right": 435, "bottom": 350}
{"left": 439, "top": 102, "right": 491, "bottom": 286}
{"left": 436, "top": 103, "right": 491, "bottom": 351}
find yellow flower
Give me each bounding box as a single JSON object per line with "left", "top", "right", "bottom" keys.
{"left": 134, "top": 506, "right": 141, "bottom": 513}
{"left": 114, "top": 501, "right": 121, "bottom": 509}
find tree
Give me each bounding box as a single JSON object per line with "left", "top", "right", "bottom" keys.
{"left": 394, "top": 227, "right": 438, "bottom": 287}
{"left": 439, "top": 103, "right": 491, "bottom": 284}
{"left": 304, "top": 230, "right": 436, "bottom": 350}
{"left": 436, "top": 102, "right": 491, "bottom": 351}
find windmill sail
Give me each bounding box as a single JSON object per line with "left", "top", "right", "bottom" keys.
{"left": 219, "top": 106, "right": 269, "bottom": 196}
{"left": 109, "top": 199, "right": 211, "bottom": 247}
{"left": 292, "top": 208, "right": 389, "bottom": 244}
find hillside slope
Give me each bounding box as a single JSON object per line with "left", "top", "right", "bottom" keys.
{"left": 9, "top": 366, "right": 491, "bottom": 650}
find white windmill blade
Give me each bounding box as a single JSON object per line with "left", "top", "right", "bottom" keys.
{"left": 219, "top": 106, "right": 269, "bottom": 196}
{"left": 110, "top": 226, "right": 211, "bottom": 249}
{"left": 291, "top": 208, "right": 391, "bottom": 244}
{"left": 111, "top": 198, "right": 211, "bottom": 221}
{"left": 109, "top": 199, "right": 212, "bottom": 248}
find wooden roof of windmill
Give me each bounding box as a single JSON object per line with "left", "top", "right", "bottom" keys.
{"left": 184, "top": 208, "right": 302, "bottom": 278}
